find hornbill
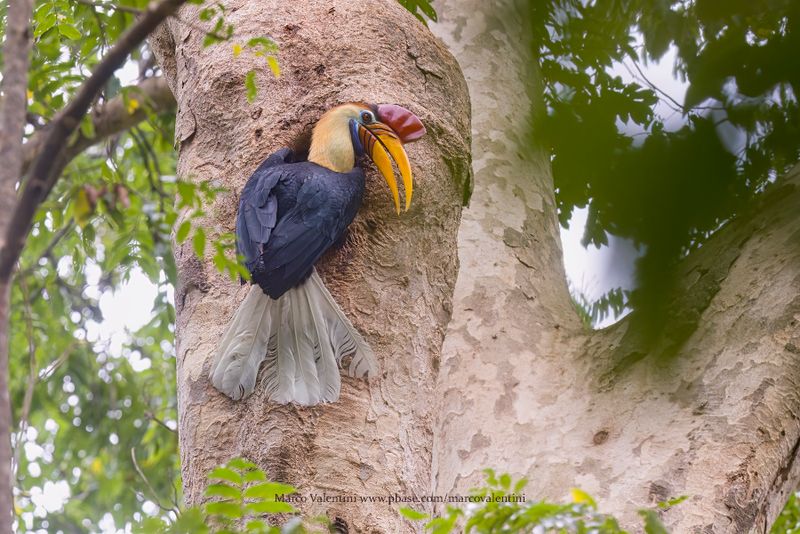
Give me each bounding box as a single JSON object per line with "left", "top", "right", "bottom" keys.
{"left": 210, "top": 103, "right": 426, "bottom": 405}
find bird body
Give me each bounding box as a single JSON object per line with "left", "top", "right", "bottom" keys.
{"left": 210, "top": 102, "right": 425, "bottom": 405}
{"left": 238, "top": 148, "right": 365, "bottom": 298}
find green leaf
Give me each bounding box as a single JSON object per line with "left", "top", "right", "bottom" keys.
{"left": 244, "top": 519, "right": 269, "bottom": 532}
{"left": 57, "top": 22, "right": 82, "bottom": 40}
{"left": 205, "top": 483, "right": 241, "bottom": 500}
{"left": 426, "top": 516, "right": 457, "bottom": 534}
{"left": 192, "top": 228, "right": 206, "bottom": 257}
{"left": 205, "top": 501, "right": 244, "bottom": 518}
{"left": 639, "top": 509, "right": 669, "bottom": 534}
{"left": 177, "top": 180, "right": 196, "bottom": 207}
{"left": 208, "top": 466, "right": 242, "bottom": 486}
{"left": 170, "top": 507, "right": 210, "bottom": 533}
{"left": 245, "top": 70, "right": 257, "bottom": 103}
{"left": 267, "top": 56, "right": 281, "bottom": 78}
{"left": 399, "top": 507, "right": 428, "bottom": 520}
{"left": 570, "top": 488, "right": 597, "bottom": 509}
{"left": 35, "top": 13, "right": 58, "bottom": 37}
{"left": 133, "top": 517, "right": 168, "bottom": 533}
{"left": 658, "top": 495, "right": 689, "bottom": 508}
{"left": 245, "top": 501, "right": 296, "bottom": 514}
{"left": 246, "top": 37, "right": 278, "bottom": 51}
{"left": 242, "top": 469, "right": 266, "bottom": 483}
{"left": 80, "top": 116, "right": 96, "bottom": 139}
{"left": 226, "top": 457, "right": 258, "bottom": 471}
{"left": 176, "top": 221, "right": 191, "bottom": 243}
{"left": 212, "top": 248, "right": 227, "bottom": 273}
{"left": 243, "top": 482, "right": 296, "bottom": 499}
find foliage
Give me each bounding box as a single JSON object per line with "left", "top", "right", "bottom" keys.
{"left": 12, "top": 102, "right": 182, "bottom": 531}
{"left": 403, "top": 470, "right": 681, "bottom": 534}
{"left": 526, "top": 0, "right": 800, "bottom": 333}
{"left": 773, "top": 492, "right": 800, "bottom": 533}
{"left": 135, "top": 463, "right": 683, "bottom": 534}
{"left": 396, "top": 0, "right": 437, "bottom": 24}
{"left": 136, "top": 458, "right": 320, "bottom": 534}
{"left": 6, "top": 0, "right": 270, "bottom": 530}
{"left": 570, "top": 285, "right": 629, "bottom": 329}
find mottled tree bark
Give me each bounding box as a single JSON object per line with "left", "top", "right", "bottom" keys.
{"left": 431, "top": 1, "right": 800, "bottom": 533}
{"left": 150, "top": 1, "right": 470, "bottom": 531}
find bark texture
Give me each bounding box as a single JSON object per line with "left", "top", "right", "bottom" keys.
{"left": 431, "top": 2, "right": 800, "bottom": 532}
{"left": 150, "top": 1, "right": 470, "bottom": 531}
{"left": 0, "top": 0, "right": 35, "bottom": 529}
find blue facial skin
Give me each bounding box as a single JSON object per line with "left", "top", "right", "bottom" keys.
{"left": 349, "top": 119, "right": 365, "bottom": 158}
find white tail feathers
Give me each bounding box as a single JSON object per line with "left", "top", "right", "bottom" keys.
{"left": 209, "top": 269, "right": 378, "bottom": 405}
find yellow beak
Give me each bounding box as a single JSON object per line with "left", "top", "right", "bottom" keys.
{"left": 357, "top": 122, "right": 413, "bottom": 215}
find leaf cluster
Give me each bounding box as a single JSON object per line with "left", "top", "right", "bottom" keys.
{"left": 403, "top": 470, "right": 684, "bottom": 534}
{"left": 11, "top": 112, "right": 182, "bottom": 531}
{"left": 773, "top": 491, "right": 800, "bottom": 533}
{"left": 10, "top": 1, "right": 197, "bottom": 530}
{"left": 135, "top": 458, "right": 325, "bottom": 534}
{"left": 396, "top": 0, "right": 437, "bottom": 24}
{"left": 527, "top": 0, "right": 800, "bottom": 332}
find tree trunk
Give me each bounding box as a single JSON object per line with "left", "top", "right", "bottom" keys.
{"left": 0, "top": 0, "right": 35, "bottom": 529}
{"left": 430, "top": 1, "right": 800, "bottom": 533}
{"left": 150, "top": 1, "right": 470, "bottom": 531}
{"left": 0, "top": 281, "right": 12, "bottom": 533}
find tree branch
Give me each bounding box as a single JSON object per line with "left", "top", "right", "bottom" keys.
{"left": 0, "top": 0, "right": 35, "bottom": 235}
{"left": 0, "top": 0, "right": 188, "bottom": 281}
{"left": 16, "top": 221, "right": 75, "bottom": 278}
{"left": 20, "top": 76, "right": 176, "bottom": 176}
{"left": 74, "top": 0, "right": 233, "bottom": 45}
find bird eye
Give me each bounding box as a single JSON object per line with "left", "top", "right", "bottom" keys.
{"left": 360, "top": 111, "right": 374, "bottom": 124}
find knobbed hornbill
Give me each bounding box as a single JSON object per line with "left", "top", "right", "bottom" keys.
{"left": 210, "top": 103, "right": 426, "bottom": 405}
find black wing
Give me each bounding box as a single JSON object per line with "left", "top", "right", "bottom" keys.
{"left": 252, "top": 166, "right": 365, "bottom": 299}
{"left": 235, "top": 148, "right": 294, "bottom": 273}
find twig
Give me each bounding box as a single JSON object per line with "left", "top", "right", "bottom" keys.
{"left": 619, "top": 60, "right": 683, "bottom": 114}
{"left": 130, "top": 447, "right": 180, "bottom": 514}
{"left": 133, "top": 126, "right": 165, "bottom": 177}
{"left": 145, "top": 411, "right": 177, "bottom": 434}
{"left": 12, "top": 274, "right": 37, "bottom": 479}
{"left": 38, "top": 342, "right": 78, "bottom": 381}
{"left": 130, "top": 127, "right": 166, "bottom": 195}
{"left": 628, "top": 60, "right": 686, "bottom": 113}
{"left": 17, "top": 221, "right": 75, "bottom": 278}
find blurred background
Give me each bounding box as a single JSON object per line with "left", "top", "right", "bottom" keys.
{"left": 4, "top": 0, "right": 800, "bottom": 531}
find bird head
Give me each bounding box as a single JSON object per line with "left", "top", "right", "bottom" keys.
{"left": 308, "top": 102, "right": 426, "bottom": 214}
